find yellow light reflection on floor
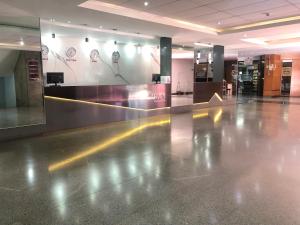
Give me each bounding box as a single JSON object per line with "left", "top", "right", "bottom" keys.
{"left": 48, "top": 119, "right": 171, "bottom": 172}
{"left": 192, "top": 112, "right": 209, "bottom": 119}
{"left": 214, "top": 109, "right": 223, "bottom": 123}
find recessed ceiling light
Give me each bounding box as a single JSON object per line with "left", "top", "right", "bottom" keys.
{"left": 20, "top": 40, "right": 24, "bottom": 46}
{"left": 99, "top": 25, "right": 103, "bottom": 29}
{"left": 243, "top": 34, "right": 248, "bottom": 38}
{"left": 144, "top": 1, "right": 149, "bottom": 6}
{"left": 67, "top": 21, "right": 71, "bottom": 24}
{"left": 217, "top": 21, "right": 222, "bottom": 25}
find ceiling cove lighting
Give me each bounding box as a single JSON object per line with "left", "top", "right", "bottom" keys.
{"left": 78, "top": 1, "right": 219, "bottom": 35}
{"left": 20, "top": 40, "right": 24, "bottom": 46}
{"left": 194, "top": 42, "right": 213, "bottom": 48}
{"left": 241, "top": 38, "right": 267, "bottom": 45}
{"left": 41, "top": 19, "right": 155, "bottom": 39}
{"left": 221, "top": 15, "right": 300, "bottom": 33}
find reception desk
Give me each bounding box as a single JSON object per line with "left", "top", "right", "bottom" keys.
{"left": 194, "top": 82, "right": 223, "bottom": 104}
{"left": 45, "top": 84, "right": 171, "bottom": 110}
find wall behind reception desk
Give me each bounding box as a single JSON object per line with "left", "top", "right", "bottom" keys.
{"left": 41, "top": 29, "right": 160, "bottom": 86}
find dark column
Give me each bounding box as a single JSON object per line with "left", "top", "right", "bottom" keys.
{"left": 213, "top": 45, "right": 224, "bottom": 82}
{"left": 160, "top": 37, "right": 172, "bottom": 77}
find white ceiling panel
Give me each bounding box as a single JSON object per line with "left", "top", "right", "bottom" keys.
{"left": 98, "top": 0, "right": 300, "bottom": 29}
{"left": 208, "top": 0, "right": 265, "bottom": 11}
{"left": 226, "top": 0, "right": 289, "bottom": 15}
{"left": 240, "top": 5, "right": 300, "bottom": 22}
{"left": 171, "top": 6, "right": 218, "bottom": 19}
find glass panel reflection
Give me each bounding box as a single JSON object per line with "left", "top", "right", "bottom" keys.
{"left": 0, "top": 17, "right": 45, "bottom": 129}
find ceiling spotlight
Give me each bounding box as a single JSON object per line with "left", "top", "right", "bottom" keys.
{"left": 85, "top": 37, "right": 89, "bottom": 42}
{"left": 217, "top": 21, "right": 222, "bottom": 25}
{"left": 50, "top": 18, "right": 55, "bottom": 22}
{"left": 20, "top": 40, "right": 24, "bottom": 46}
{"left": 52, "top": 33, "right": 56, "bottom": 39}
{"left": 67, "top": 21, "right": 71, "bottom": 24}
{"left": 99, "top": 25, "right": 103, "bottom": 29}
{"left": 144, "top": 1, "right": 149, "bottom": 6}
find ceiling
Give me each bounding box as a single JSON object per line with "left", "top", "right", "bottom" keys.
{"left": 98, "top": 0, "right": 300, "bottom": 29}
{"left": 1, "top": 0, "right": 300, "bottom": 57}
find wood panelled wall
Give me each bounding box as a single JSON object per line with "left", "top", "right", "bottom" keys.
{"left": 263, "top": 54, "right": 282, "bottom": 97}
{"left": 281, "top": 53, "right": 300, "bottom": 97}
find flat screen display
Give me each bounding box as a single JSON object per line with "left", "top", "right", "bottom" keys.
{"left": 47, "top": 72, "right": 64, "bottom": 84}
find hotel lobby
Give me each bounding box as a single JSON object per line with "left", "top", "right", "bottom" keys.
{"left": 2, "top": 0, "right": 300, "bottom": 224}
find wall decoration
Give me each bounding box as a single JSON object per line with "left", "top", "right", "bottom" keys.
{"left": 66, "top": 47, "right": 77, "bottom": 62}
{"left": 112, "top": 51, "right": 120, "bottom": 64}
{"left": 28, "top": 59, "right": 40, "bottom": 81}
{"left": 41, "top": 34, "right": 160, "bottom": 86}
{"left": 90, "top": 49, "right": 100, "bottom": 63}
{"left": 42, "top": 45, "right": 49, "bottom": 60}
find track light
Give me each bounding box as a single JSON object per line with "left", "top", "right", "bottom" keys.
{"left": 52, "top": 33, "right": 56, "bottom": 39}
{"left": 85, "top": 37, "right": 89, "bottom": 42}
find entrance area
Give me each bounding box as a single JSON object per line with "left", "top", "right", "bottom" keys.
{"left": 171, "top": 47, "right": 194, "bottom": 107}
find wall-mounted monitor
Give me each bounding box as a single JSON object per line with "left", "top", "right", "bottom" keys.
{"left": 47, "top": 72, "right": 64, "bottom": 86}
{"left": 152, "top": 74, "right": 161, "bottom": 84}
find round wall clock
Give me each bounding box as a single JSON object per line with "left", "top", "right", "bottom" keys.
{"left": 112, "top": 51, "right": 120, "bottom": 63}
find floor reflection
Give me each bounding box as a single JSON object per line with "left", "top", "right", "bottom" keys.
{"left": 3, "top": 103, "right": 300, "bottom": 224}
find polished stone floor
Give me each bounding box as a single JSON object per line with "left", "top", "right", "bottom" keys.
{"left": 1, "top": 102, "right": 300, "bottom": 224}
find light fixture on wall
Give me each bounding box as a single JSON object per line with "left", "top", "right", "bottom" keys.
{"left": 196, "top": 51, "right": 201, "bottom": 65}
{"left": 137, "top": 44, "right": 142, "bottom": 54}
{"left": 85, "top": 37, "right": 89, "bottom": 42}
{"left": 208, "top": 52, "right": 213, "bottom": 64}
{"left": 52, "top": 33, "right": 56, "bottom": 39}
{"left": 114, "top": 41, "right": 118, "bottom": 51}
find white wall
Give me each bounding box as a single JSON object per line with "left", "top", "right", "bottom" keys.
{"left": 172, "top": 59, "right": 194, "bottom": 93}
{"left": 42, "top": 36, "right": 160, "bottom": 86}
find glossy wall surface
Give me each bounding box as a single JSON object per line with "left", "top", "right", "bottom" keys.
{"left": 45, "top": 84, "right": 171, "bottom": 110}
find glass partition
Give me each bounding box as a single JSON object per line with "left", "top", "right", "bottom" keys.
{"left": 0, "top": 17, "right": 45, "bottom": 129}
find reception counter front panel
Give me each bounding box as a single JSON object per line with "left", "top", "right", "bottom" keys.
{"left": 45, "top": 84, "right": 171, "bottom": 110}
{"left": 194, "top": 82, "right": 223, "bottom": 104}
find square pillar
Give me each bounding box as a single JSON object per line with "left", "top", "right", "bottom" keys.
{"left": 213, "top": 45, "right": 224, "bottom": 82}
{"left": 160, "top": 37, "right": 172, "bottom": 77}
